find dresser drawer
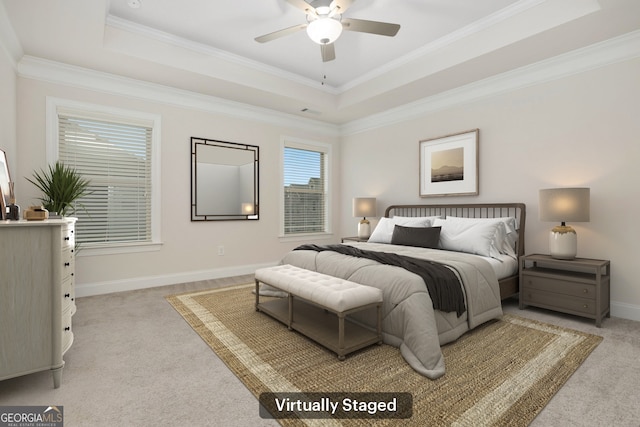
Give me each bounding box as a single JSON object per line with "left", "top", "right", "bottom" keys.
{"left": 62, "top": 277, "right": 75, "bottom": 311}
{"left": 521, "top": 274, "right": 595, "bottom": 300}
{"left": 61, "top": 224, "right": 75, "bottom": 250}
{"left": 62, "top": 248, "right": 75, "bottom": 278}
{"left": 521, "top": 289, "right": 596, "bottom": 316}
{"left": 62, "top": 306, "right": 74, "bottom": 354}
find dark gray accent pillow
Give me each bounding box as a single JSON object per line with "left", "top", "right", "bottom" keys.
{"left": 391, "top": 225, "right": 441, "bottom": 249}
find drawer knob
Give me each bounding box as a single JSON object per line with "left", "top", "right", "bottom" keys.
{"left": 583, "top": 289, "right": 588, "bottom": 293}
{"left": 583, "top": 304, "right": 589, "bottom": 309}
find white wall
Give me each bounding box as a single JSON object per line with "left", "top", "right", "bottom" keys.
{"left": 0, "top": 30, "right": 16, "bottom": 175}
{"left": 6, "top": 24, "right": 640, "bottom": 320}
{"left": 15, "top": 76, "right": 341, "bottom": 295}
{"left": 340, "top": 58, "right": 640, "bottom": 319}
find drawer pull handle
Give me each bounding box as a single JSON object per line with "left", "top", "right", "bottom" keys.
{"left": 583, "top": 304, "right": 589, "bottom": 309}
{"left": 64, "top": 236, "right": 70, "bottom": 241}
{"left": 64, "top": 262, "right": 70, "bottom": 267}
{"left": 583, "top": 289, "right": 588, "bottom": 293}
{"left": 64, "top": 327, "right": 70, "bottom": 331}
{"left": 64, "top": 293, "right": 70, "bottom": 298}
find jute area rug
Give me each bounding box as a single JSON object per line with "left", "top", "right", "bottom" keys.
{"left": 166, "top": 284, "right": 602, "bottom": 427}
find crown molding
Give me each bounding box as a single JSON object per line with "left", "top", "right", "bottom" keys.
{"left": 17, "top": 55, "right": 340, "bottom": 137}
{"left": 339, "top": 0, "right": 548, "bottom": 92}
{"left": 106, "top": 14, "right": 340, "bottom": 95}
{"left": 15, "top": 30, "right": 640, "bottom": 139}
{"left": 340, "top": 30, "right": 640, "bottom": 136}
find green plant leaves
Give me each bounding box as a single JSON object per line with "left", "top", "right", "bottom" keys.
{"left": 26, "top": 161, "right": 91, "bottom": 216}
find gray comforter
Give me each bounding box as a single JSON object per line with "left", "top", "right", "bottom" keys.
{"left": 279, "top": 242, "right": 503, "bottom": 379}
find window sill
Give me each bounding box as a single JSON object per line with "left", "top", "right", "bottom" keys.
{"left": 77, "top": 241, "right": 163, "bottom": 257}
{"left": 278, "top": 232, "right": 334, "bottom": 243}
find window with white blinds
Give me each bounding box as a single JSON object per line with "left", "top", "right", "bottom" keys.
{"left": 56, "top": 112, "right": 156, "bottom": 247}
{"left": 282, "top": 140, "right": 330, "bottom": 235}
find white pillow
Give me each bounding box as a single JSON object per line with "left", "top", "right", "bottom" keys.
{"left": 368, "top": 216, "right": 432, "bottom": 244}
{"left": 446, "top": 216, "right": 518, "bottom": 258}
{"left": 433, "top": 217, "right": 506, "bottom": 259}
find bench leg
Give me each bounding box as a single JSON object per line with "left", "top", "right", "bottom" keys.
{"left": 338, "top": 313, "right": 346, "bottom": 361}
{"left": 288, "top": 294, "right": 293, "bottom": 330}
{"left": 377, "top": 304, "right": 383, "bottom": 345}
{"left": 255, "top": 279, "right": 260, "bottom": 311}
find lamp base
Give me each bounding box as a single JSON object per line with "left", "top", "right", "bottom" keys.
{"left": 549, "top": 225, "right": 577, "bottom": 259}
{"left": 358, "top": 219, "right": 371, "bottom": 239}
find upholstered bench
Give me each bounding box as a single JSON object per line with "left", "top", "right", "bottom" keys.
{"left": 254, "top": 264, "right": 383, "bottom": 360}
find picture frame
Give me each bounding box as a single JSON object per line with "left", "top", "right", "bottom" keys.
{"left": 419, "top": 129, "right": 479, "bottom": 197}
{"left": 0, "top": 149, "right": 10, "bottom": 219}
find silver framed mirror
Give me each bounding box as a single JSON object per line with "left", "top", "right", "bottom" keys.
{"left": 191, "top": 137, "right": 259, "bottom": 221}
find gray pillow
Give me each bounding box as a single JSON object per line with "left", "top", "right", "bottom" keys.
{"left": 391, "top": 225, "right": 441, "bottom": 248}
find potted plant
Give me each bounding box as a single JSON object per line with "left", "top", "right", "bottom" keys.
{"left": 26, "top": 161, "right": 91, "bottom": 216}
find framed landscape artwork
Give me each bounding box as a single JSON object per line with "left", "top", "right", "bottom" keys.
{"left": 419, "top": 129, "right": 479, "bottom": 197}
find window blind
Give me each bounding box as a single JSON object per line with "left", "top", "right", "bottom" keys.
{"left": 283, "top": 146, "right": 326, "bottom": 234}
{"left": 58, "top": 115, "right": 152, "bottom": 245}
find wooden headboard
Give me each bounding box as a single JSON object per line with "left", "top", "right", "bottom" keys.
{"left": 385, "top": 203, "right": 526, "bottom": 299}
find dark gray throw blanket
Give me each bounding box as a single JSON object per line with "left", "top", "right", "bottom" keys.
{"left": 294, "top": 244, "right": 466, "bottom": 317}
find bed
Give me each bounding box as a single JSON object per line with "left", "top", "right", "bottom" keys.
{"left": 276, "top": 203, "right": 526, "bottom": 379}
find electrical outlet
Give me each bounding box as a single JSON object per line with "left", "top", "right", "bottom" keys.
{"left": 217, "top": 245, "right": 225, "bottom": 256}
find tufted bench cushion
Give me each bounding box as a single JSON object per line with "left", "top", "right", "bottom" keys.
{"left": 255, "top": 264, "right": 383, "bottom": 312}
{"left": 254, "top": 264, "right": 383, "bottom": 360}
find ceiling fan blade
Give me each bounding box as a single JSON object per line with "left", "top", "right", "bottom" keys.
{"left": 255, "top": 24, "right": 308, "bottom": 43}
{"left": 330, "top": 0, "right": 354, "bottom": 14}
{"left": 286, "top": 0, "right": 315, "bottom": 14}
{"left": 342, "top": 18, "right": 400, "bottom": 37}
{"left": 321, "top": 43, "right": 336, "bottom": 62}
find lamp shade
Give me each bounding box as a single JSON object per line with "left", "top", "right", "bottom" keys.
{"left": 539, "top": 188, "right": 590, "bottom": 223}
{"left": 352, "top": 198, "right": 376, "bottom": 218}
{"left": 306, "top": 17, "right": 343, "bottom": 45}
{"left": 539, "top": 187, "right": 590, "bottom": 259}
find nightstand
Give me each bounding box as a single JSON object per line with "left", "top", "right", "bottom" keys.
{"left": 519, "top": 254, "right": 610, "bottom": 327}
{"left": 341, "top": 236, "right": 369, "bottom": 243}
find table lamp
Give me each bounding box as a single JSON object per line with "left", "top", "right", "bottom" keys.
{"left": 539, "top": 188, "right": 590, "bottom": 259}
{"left": 352, "top": 197, "right": 376, "bottom": 239}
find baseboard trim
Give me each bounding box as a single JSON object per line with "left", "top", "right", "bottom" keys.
{"left": 74, "top": 262, "right": 276, "bottom": 298}
{"left": 611, "top": 301, "right": 640, "bottom": 323}
{"left": 76, "top": 272, "right": 640, "bottom": 323}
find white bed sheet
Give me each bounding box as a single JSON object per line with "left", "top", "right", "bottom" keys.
{"left": 478, "top": 253, "right": 518, "bottom": 280}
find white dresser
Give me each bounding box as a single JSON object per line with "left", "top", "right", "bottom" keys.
{"left": 0, "top": 218, "right": 77, "bottom": 388}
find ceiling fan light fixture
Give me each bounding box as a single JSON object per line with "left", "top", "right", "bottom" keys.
{"left": 306, "top": 17, "right": 343, "bottom": 45}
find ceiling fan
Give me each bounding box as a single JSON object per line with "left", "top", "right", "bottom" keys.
{"left": 255, "top": 0, "right": 401, "bottom": 62}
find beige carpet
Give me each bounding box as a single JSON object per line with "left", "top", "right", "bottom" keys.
{"left": 166, "top": 284, "right": 603, "bottom": 427}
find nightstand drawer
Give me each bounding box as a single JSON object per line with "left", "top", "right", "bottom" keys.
{"left": 521, "top": 275, "right": 595, "bottom": 300}
{"left": 521, "top": 289, "right": 596, "bottom": 316}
